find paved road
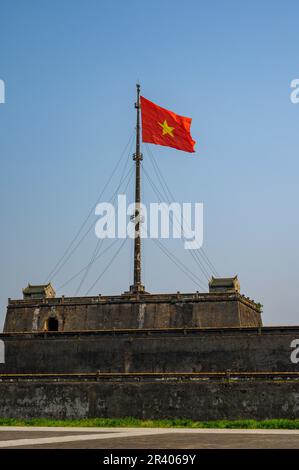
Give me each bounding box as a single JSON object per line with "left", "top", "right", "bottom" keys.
{"left": 0, "top": 427, "right": 299, "bottom": 449}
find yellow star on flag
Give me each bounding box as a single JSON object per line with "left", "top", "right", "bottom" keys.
{"left": 158, "top": 119, "right": 175, "bottom": 138}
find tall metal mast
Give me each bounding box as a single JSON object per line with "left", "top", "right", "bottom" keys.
{"left": 130, "top": 83, "right": 145, "bottom": 293}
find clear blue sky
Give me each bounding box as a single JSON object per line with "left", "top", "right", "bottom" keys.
{"left": 0, "top": 0, "right": 299, "bottom": 328}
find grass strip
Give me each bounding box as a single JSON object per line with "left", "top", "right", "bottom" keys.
{"left": 0, "top": 417, "right": 299, "bottom": 429}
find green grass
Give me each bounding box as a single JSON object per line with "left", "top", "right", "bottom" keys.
{"left": 0, "top": 417, "right": 299, "bottom": 429}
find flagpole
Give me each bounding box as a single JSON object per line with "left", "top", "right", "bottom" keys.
{"left": 130, "top": 83, "right": 145, "bottom": 293}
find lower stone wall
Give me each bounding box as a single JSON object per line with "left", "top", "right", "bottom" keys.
{"left": 0, "top": 378, "right": 298, "bottom": 420}
{"left": 1, "top": 326, "right": 299, "bottom": 374}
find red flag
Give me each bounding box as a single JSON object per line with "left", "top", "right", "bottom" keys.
{"left": 140, "top": 96, "right": 196, "bottom": 153}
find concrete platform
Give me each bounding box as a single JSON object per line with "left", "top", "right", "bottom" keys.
{"left": 1, "top": 427, "right": 299, "bottom": 449}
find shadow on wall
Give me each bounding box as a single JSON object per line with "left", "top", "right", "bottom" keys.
{"left": 0, "top": 340, "right": 4, "bottom": 363}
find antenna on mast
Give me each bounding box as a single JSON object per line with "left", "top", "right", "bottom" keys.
{"left": 130, "top": 83, "right": 145, "bottom": 293}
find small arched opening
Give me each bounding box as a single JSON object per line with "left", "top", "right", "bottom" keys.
{"left": 45, "top": 317, "right": 59, "bottom": 332}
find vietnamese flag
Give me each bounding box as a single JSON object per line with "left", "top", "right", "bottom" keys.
{"left": 140, "top": 96, "right": 196, "bottom": 153}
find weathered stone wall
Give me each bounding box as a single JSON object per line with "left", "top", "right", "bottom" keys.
{"left": 0, "top": 378, "right": 298, "bottom": 420}
{"left": 0, "top": 326, "right": 298, "bottom": 374}
{"left": 3, "top": 293, "right": 262, "bottom": 332}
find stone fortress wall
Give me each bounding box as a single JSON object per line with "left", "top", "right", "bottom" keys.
{"left": 1, "top": 279, "right": 299, "bottom": 421}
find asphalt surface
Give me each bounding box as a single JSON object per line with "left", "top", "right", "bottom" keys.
{"left": 0, "top": 427, "right": 299, "bottom": 449}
